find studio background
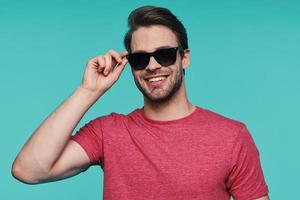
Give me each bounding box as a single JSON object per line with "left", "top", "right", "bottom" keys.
{"left": 1, "top": 0, "right": 299, "bottom": 199}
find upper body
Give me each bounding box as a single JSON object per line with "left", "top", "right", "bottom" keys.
{"left": 12, "top": 5, "right": 270, "bottom": 200}
{"left": 72, "top": 106, "right": 269, "bottom": 200}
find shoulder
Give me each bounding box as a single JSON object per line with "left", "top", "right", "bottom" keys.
{"left": 197, "top": 106, "right": 245, "bottom": 128}
{"left": 92, "top": 109, "right": 140, "bottom": 127}
{"left": 195, "top": 106, "right": 248, "bottom": 140}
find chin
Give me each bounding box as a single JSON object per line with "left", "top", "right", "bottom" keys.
{"left": 133, "top": 67, "right": 184, "bottom": 104}
{"left": 145, "top": 93, "right": 172, "bottom": 103}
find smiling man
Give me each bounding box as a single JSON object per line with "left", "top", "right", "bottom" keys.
{"left": 12, "top": 6, "right": 269, "bottom": 200}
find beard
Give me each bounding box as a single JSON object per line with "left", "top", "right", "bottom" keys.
{"left": 132, "top": 65, "right": 184, "bottom": 103}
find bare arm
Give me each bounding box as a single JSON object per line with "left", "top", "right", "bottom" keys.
{"left": 12, "top": 50, "right": 128, "bottom": 184}
{"left": 254, "top": 196, "right": 269, "bottom": 200}
{"left": 12, "top": 86, "right": 99, "bottom": 184}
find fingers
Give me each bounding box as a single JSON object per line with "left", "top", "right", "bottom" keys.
{"left": 119, "top": 51, "right": 128, "bottom": 58}
{"left": 85, "top": 50, "right": 128, "bottom": 85}
{"left": 87, "top": 50, "right": 128, "bottom": 77}
{"left": 103, "top": 54, "right": 112, "bottom": 76}
{"left": 108, "top": 50, "right": 124, "bottom": 63}
{"left": 97, "top": 56, "right": 105, "bottom": 73}
{"left": 112, "top": 57, "right": 128, "bottom": 79}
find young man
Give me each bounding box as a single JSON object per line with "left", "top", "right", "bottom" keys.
{"left": 12, "top": 6, "right": 269, "bottom": 200}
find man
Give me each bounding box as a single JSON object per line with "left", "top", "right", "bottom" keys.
{"left": 12, "top": 6, "right": 269, "bottom": 200}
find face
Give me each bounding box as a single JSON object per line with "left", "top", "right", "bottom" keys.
{"left": 130, "top": 25, "right": 190, "bottom": 102}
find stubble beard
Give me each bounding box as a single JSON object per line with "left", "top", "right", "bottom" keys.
{"left": 133, "top": 66, "right": 184, "bottom": 103}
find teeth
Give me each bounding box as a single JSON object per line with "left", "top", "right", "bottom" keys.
{"left": 148, "top": 76, "right": 166, "bottom": 82}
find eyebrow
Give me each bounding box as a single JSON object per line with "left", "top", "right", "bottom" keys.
{"left": 132, "top": 45, "right": 175, "bottom": 54}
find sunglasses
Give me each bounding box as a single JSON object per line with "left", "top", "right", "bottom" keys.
{"left": 126, "top": 47, "right": 180, "bottom": 70}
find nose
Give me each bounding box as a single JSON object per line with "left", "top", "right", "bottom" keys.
{"left": 146, "top": 56, "right": 162, "bottom": 71}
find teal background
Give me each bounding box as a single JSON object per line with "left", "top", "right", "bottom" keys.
{"left": 1, "top": 0, "right": 299, "bottom": 199}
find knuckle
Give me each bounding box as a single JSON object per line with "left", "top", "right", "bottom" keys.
{"left": 86, "top": 60, "right": 92, "bottom": 65}
{"left": 98, "top": 55, "right": 105, "bottom": 62}
{"left": 108, "top": 49, "right": 115, "bottom": 54}
{"left": 103, "top": 54, "right": 109, "bottom": 61}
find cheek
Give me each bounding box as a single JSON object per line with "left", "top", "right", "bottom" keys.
{"left": 132, "top": 71, "right": 144, "bottom": 83}
{"left": 131, "top": 69, "right": 139, "bottom": 79}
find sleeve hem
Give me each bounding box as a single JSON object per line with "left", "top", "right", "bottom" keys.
{"left": 233, "top": 187, "right": 269, "bottom": 200}
{"left": 71, "top": 136, "right": 96, "bottom": 164}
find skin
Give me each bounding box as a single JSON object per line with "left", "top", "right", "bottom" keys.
{"left": 11, "top": 23, "right": 269, "bottom": 200}
{"left": 130, "top": 25, "right": 269, "bottom": 200}
{"left": 130, "top": 25, "right": 195, "bottom": 121}
{"left": 131, "top": 52, "right": 184, "bottom": 103}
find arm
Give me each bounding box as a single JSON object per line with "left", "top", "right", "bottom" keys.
{"left": 254, "top": 196, "right": 269, "bottom": 200}
{"left": 227, "top": 126, "right": 269, "bottom": 200}
{"left": 11, "top": 50, "right": 128, "bottom": 184}
{"left": 12, "top": 86, "right": 99, "bottom": 184}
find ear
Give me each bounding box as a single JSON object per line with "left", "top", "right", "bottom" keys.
{"left": 181, "top": 49, "right": 190, "bottom": 69}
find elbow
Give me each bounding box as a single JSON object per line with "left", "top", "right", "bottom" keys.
{"left": 11, "top": 159, "right": 40, "bottom": 185}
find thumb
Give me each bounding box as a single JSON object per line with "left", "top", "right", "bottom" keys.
{"left": 112, "top": 58, "right": 128, "bottom": 78}
{"left": 119, "top": 51, "right": 128, "bottom": 58}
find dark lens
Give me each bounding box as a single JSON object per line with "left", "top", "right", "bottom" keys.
{"left": 127, "top": 53, "right": 150, "bottom": 70}
{"left": 153, "top": 48, "right": 177, "bottom": 66}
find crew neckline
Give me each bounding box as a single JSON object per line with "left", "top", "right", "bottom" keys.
{"left": 137, "top": 106, "right": 202, "bottom": 125}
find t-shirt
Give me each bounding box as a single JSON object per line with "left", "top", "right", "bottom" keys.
{"left": 71, "top": 106, "right": 269, "bottom": 200}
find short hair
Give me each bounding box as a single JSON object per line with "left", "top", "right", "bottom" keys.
{"left": 124, "top": 6, "right": 188, "bottom": 54}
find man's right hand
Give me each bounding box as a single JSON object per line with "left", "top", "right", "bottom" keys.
{"left": 11, "top": 50, "right": 129, "bottom": 184}
{"left": 80, "top": 50, "right": 128, "bottom": 96}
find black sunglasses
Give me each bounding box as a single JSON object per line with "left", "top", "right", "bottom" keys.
{"left": 126, "top": 47, "right": 180, "bottom": 70}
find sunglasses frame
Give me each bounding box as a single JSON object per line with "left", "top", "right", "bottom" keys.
{"left": 126, "top": 47, "right": 181, "bottom": 70}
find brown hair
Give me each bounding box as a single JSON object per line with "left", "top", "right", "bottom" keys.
{"left": 123, "top": 6, "right": 188, "bottom": 54}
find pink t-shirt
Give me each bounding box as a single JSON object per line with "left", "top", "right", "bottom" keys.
{"left": 71, "top": 106, "right": 269, "bottom": 200}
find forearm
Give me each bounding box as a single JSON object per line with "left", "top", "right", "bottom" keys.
{"left": 13, "top": 86, "right": 100, "bottom": 179}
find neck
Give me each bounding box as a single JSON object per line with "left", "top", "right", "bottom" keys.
{"left": 143, "top": 79, "right": 195, "bottom": 121}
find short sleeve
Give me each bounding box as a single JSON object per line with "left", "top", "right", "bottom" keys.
{"left": 226, "top": 125, "right": 269, "bottom": 200}
{"left": 71, "top": 117, "right": 103, "bottom": 167}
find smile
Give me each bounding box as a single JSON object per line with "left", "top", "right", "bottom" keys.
{"left": 148, "top": 76, "right": 166, "bottom": 82}
{"left": 145, "top": 75, "right": 169, "bottom": 82}
{"left": 143, "top": 75, "right": 169, "bottom": 87}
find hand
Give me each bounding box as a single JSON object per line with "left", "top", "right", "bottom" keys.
{"left": 80, "top": 50, "right": 128, "bottom": 96}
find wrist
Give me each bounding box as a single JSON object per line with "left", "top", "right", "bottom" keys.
{"left": 77, "top": 85, "right": 102, "bottom": 104}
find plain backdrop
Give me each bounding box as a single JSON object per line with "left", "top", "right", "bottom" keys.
{"left": 1, "top": 0, "right": 300, "bottom": 199}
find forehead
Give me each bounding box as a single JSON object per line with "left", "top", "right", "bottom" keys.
{"left": 131, "top": 25, "right": 178, "bottom": 52}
